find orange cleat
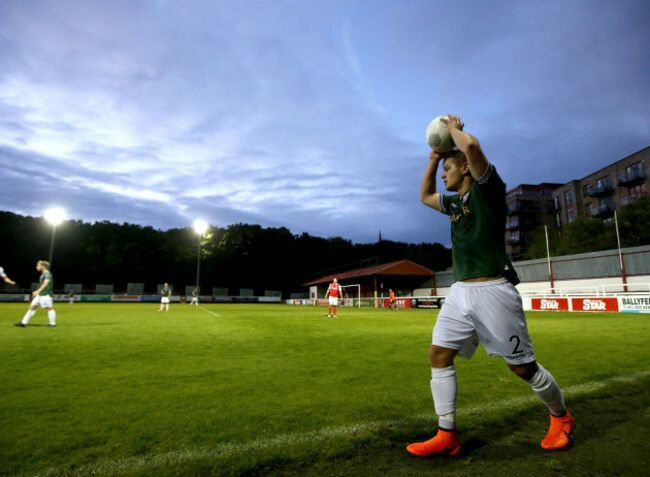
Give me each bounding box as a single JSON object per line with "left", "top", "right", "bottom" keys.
{"left": 541, "top": 411, "right": 575, "bottom": 450}
{"left": 407, "top": 429, "right": 461, "bottom": 457}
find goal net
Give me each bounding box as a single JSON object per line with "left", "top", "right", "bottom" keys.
{"left": 341, "top": 284, "right": 361, "bottom": 308}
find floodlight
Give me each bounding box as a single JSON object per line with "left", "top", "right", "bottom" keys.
{"left": 44, "top": 207, "right": 66, "bottom": 226}
{"left": 194, "top": 219, "right": 209, "bottom": 235}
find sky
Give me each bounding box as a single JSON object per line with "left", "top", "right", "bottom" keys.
{"left": 1, "top": 0, "right": 648, "bottom": 245}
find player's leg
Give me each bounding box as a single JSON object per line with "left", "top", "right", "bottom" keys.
{"left": 158, "top": 299, "right": 164, "bottom": 311}
{"left": 45, "top": 305, "right": 56, "bottom": 327}
{"left": 407, "top": 287, "right": 477, "bottom": 457}
{"left": 472, "top": 279, "right": 574, "bottom": 450}
{"left": 15, "top": 298, "right": 41, "bottom": 326}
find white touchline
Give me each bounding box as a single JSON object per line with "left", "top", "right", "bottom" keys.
{"left": 199, "top": 306, "right": 222, "bottom": 318}
{"left": 33, "top": 370, "right": 650, "bottom": 477}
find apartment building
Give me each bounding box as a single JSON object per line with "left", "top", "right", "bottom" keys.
{"left": 553, "top": 146, "right": 648, "bottom": 226}
{"left": 505, "top": 146, "right": 648, "bottom": 260}
{"left": 505, "top": 183, "right": 563, "bottom": 260}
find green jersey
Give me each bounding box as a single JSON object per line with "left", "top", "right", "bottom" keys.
{"left": 39, "top": 271, "right": 53, "bottom": 296}
{"left": 439, "top": 164, "right": 518, "bottom": 283}
{"left": 161, "top": 287, "right": 171, "bottom": 297}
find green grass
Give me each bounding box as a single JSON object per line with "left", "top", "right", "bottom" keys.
{"left": 1, "top": 303, "right": 648, "bottom": 476}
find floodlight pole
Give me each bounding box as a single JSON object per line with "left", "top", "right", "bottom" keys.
{"left": 48, "top": 223, "right": 57, "bottom": 266}
{"left": 545, "top": 225, "right": 554, "bottom": 293}
{"left": 614, "top": 210, "right": 628, "bottom": 292}
{"left": 196, "top": 232, "right": 201, "bottom": 292}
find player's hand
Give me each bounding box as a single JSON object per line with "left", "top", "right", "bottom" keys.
{"left": 8, "top": 280, "right": 16, "bottom": 285}
{"left": 429, "top": 149, "right": 445, "bottom": 161}
{"left": 441, "top": 114, "right": 464, "bottom": 132}
{"left": 31, "top": 291, "right": 37, "bottom": 298}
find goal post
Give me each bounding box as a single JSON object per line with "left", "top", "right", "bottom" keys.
{"left": 341, "top": 284, "right": 361, "bottom": 308}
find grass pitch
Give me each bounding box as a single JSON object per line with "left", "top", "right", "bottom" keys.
{"left": 1, "top": 303, "right": 648, "bottom": 476}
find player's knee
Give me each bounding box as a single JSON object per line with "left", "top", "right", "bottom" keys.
{"left": 508, "top": 361, "right": 538, "bottom": 381}
{"left": 430, "top": 345, "right": 456, "bottom": 368}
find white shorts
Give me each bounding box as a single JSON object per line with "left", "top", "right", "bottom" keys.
{"left": 191, "top": 297, "right": 198, "bottom": 302}
{"left": 161, "top": 297, "right": 170, "bottom": 304}
{"left": 432, "top": 278, "right": 536, "bottom": 365}
{"left": 31, "top": 295, "right": 54, "bottom": 308}
{"left": 329, "top": 297, "right": 339, "bottom": 306}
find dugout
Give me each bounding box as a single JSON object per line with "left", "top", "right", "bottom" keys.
{"left": 304, "top": 259, "right": 434, "bottom": 307}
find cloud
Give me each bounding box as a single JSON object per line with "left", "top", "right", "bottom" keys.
{"left": 0, "top": 0, "right": 648, "bottom": 246}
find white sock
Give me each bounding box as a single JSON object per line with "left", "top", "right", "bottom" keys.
{"left": 431, "top": 365, "right": 458, "bottom": 430}
{"left": 22, "top": 309, "right": 36, "bottom": 324}
{"left": 48, "top": 310, "right": 56, "bottom": 325}
{"left": 166, "top": 304, "right": 169, "bottom": 310}
{"left": 528, "top": 363, "right": 566, "bottom": 416}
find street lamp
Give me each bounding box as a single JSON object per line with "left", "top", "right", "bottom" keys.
{"left": 193, "top": 219, "right": 209, "bottom": 294}
{"left": 44, "top": 207, "right": 65, "bottom": 266}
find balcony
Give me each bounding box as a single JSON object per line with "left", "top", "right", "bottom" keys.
{"left": 546, "top": 202, "right": 561, "bottom": 213}
{"left": 617, "top": 169, "right": 646, "bottom": 186}
{"left": 587, "top": 180, "right": 614, "bottom": 197}
{"left": 507, "top": 202, "right": 540, "bottom": 215}
{"left": 506, "top": 221, "right": 520, "bottom": 230}
{"left": 590, "top": 203, "right": 615, "bottom": 218}
{"left": 506, "top": 235, "right": 522, "bottom": 245}
{"left": 621, "top": 194, "right": 647, "bottom": 207}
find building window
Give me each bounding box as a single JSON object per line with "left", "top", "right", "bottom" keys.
{"left": 582, "top": 185, "right": 589, "bottom": 198}
{"left": 567, "top": 207, "right": 576, "bottom": 223}
{"left": 631, "top": 184, "right": 647, "bottom": 197}
{"left": 627, "top": 162, "right": 643, "bottom": 175}
{"left": 585, "top": 203, "right": 593, "bottom": 216}
{"left": 565, "top": 190, "right": 574, "bottom": 205}
{"left": 555, "top": 213, "right": 562, "bottom": 227}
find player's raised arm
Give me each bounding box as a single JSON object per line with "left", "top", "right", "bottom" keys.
{"left": 442, "top": 115, "right": 489, "bottom": 180}
{"left": 420, "top": 149, "right": 445, "bottom": 211}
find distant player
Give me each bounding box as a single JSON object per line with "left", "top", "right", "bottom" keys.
{"left": 407, "top": 115, "right": 574, "bottom": 457}
{"left": 190, "top": 288, "right": 199, "bottom": 307}
{"left": 68, "top": 289, "right": 75, "bottom": 305}
{"left": 325, "top": 278, "right": 342, "bottom": 318}
{"left": 13, "top": 260, "right": 56, "bottom": 327}
{"left": 389, "top": 289, "right": 397, "bottom": 311}
{"left": 0, "top": 266, "right": 16, "bottom": 285}
{"left": 158, "top": 283, "right": 171, "bottom": 312}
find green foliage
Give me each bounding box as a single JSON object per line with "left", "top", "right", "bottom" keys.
{"left": 524, "top": 198, "right": 650, "bottom": 259}
{"left": 618, "top": 197, "right": 650, "bottom": 247}
{"left": 1, "top": 304, "right": 648, "bottom": 475}
{"left": 0, "top": 212, "right": 451, "bottom": 294}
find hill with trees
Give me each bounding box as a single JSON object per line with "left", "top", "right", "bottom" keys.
{"left": 0, "top": 211, "right": 452, "bottom": 295}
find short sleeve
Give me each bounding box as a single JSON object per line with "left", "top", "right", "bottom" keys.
{"left": 439, "top": 194, "right": 453, "bottom": 216}
{"left": 475, "top": 164, "right": 505, "bottom": 201}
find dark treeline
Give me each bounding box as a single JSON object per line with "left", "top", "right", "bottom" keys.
{"left": 0, "top": 211, "right": 451, "bottom": 295}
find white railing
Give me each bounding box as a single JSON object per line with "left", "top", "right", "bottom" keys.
{"left": 520, "top": 283, "right": 650, "bottom": 297}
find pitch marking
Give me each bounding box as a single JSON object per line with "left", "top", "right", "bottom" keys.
{"left": 199, "top": 306, "right": 221, "bottom": 317}
{"left": 31, "top": 370, "right": 650, "bottom": 476}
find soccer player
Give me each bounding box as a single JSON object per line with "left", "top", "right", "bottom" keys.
{"left": 407, "top": 115, "right": 574, "bottom": 456}
{"left": 68, "top": 289, "right": 75, "bottom": 305}
{"left": 190, "top": 288, "right": 199, "bottom": 307}
{"left": 389, "top": 289, "right": 397, "bottom": 311}
{"left": 13, "top": 260, "right": 56, "bottom": 327}
{"left": 325, "top": 278, "right": 342, "bottom": 317}
{"left": 158, "top": 283, "right": 171, "bottom": 312}
{"left": 0, "top": 266, "right": 16, "bottom": 285}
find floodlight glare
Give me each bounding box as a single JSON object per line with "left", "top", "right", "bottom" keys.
{"left": 44, "top": 207, "right": 66, "bottom": 226}
{"left": 194, "top": 219, "right": 209, "bottom": 235}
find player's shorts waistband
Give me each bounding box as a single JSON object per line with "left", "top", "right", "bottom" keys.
{"left": 453, "top": 277, "right": 509, "bottom": 288}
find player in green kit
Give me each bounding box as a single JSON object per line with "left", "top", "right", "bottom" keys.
{"left": 158, "top": 283, "right": 171, "bottom": 312}
{"left": 406, "top": 115, "right": 574, "bottom": 456}
{"left": 14, "top": 260, "right": 56, "bottom": 327}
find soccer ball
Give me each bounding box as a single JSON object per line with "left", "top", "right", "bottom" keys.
{"left": 426, "top": 116, "right": 455, "bottom": 152}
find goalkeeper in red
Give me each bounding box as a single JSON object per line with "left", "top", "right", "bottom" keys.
{"left": 407, "top": 115, "right": 574, "bottom": 457}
